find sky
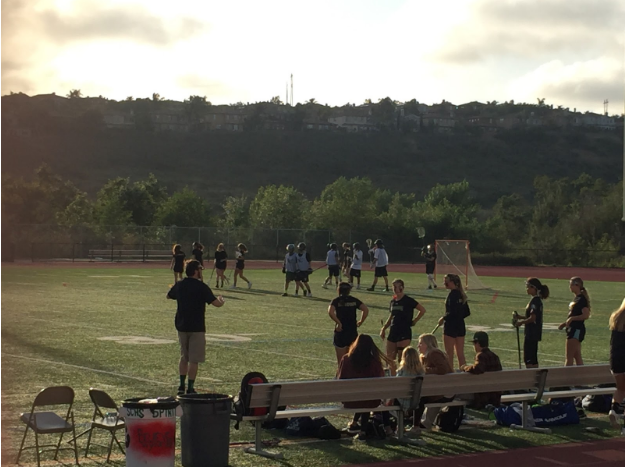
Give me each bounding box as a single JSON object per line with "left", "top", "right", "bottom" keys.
{"left": 2, "top": 0, "right": 624, "bottom": 114}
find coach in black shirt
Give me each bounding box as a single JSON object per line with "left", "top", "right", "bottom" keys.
{"left": 167, "top": 259, "right": 225, "bottom": 395}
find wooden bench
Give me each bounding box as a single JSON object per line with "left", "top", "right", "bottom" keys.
{"left": 88, "top": 249, "right": 171, "bottom": 262}
{"left": 233, "top": 364, "right": 615, "bottom": 459}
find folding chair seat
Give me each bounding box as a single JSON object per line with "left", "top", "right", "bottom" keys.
{"left": 17, "top": 386, "right": 79, "bottom": 466}
{"left": 84, "top": 388, "right": 126, "bottom": 462}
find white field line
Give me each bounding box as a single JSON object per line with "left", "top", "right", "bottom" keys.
{"left": 1, "top": 353, "right": 174, "bottom": 385}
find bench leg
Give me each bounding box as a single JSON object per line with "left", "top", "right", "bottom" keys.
{"left": 395, "top": 409, "right": 427, "bottom": 447}
{"left": 510, "top": 401, "right": 551, "bottom": 434}
{"left": 244, "top": 421, "right": 284, "bottom": 459}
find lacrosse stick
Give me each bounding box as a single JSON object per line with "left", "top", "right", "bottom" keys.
{"left": 512, "top": 311, "right": 522, "bottom": 369}
{"left": 431, "top": 323, "right": 441, "bottom": 333}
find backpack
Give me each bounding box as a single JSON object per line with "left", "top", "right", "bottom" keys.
{"left": 232, "top": 372, "right": 268, "bottom": 430}
{"left": 434, "top": 405, "right": 464, "bottom": 432}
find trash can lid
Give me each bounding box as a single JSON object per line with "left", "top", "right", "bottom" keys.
{"left": 122, "top": 396, "right": 180, "bottom": 410}
{"left": 176, "top": 393, "right": 232, "bottom": 404}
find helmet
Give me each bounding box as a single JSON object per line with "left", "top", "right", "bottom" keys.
{"left": 286, "top": 244, "right": 295, "bottom": 253}
{"left": 352, "top": 242, "right": 360, "bottom": 250}
{"left": 330, "top": 243, "right": 338, "bottom": 250}
{"left": 297, "top": 242, "right": 306, "bottom": 251}
{"left": 375, "top": 239, "right": 383, "bottom": 247}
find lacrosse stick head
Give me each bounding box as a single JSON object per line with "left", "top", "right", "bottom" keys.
{"left": 366, "top": 238, "right": 373, "bottom": 248}
{"left": 417, "top": 227, "right": 426, "bottom": 238}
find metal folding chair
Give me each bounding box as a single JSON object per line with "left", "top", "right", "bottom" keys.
{"left": 82, "top": 388, "right": 126, "bottom": 463}
{"left": 17, "top": 386, "right": 79, "bottom": 466}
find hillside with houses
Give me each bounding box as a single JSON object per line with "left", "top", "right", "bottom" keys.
{"left": 1, "top": 92, "right": 623, "bottom": 206}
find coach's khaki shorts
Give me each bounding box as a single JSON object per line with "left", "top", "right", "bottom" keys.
{"left": 178, "top": 332, "right": 206, "bottom": 363}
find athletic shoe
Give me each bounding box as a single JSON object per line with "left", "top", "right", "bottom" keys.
{"left": 353, "top": 432, "right": 367, "bottom": 441}
{"left": 177, "top": 386, "right": 185, "bottom": 396}
{"left": 282, "top": 292, "right": 288, "bottom": 297}
{"left": 186, "top": 389, "right": 197, "bottom": 395}
{"left": 383, "top": 287, "right": 390, "bottom": 292}
{"left": 295, "top": 291, "right": 299, "bottom": 296}
{"left": 609, "top": 409, "right": 622, "bottom": 429}
{"left": 247, "top": 282, "right": 252, "bottom": 289}
{"left": 307, "top": 293, "right": 313, "bottom": 298}
{"left": 366, "top": 287, "right": 375, "bottom": 291}
{"left": 346, "top": 423, "right": 361, "bottom": 435}
{"left": 322, "top": 284, "right": 328, "bottom": 289}
{"left": 229, "top": 285, "right": 236, "bottom": 289}
{"left": 215, "top": 284, "right": 219, "bottom": 288}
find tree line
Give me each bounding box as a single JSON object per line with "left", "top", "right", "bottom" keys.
{"left": 2, "top": 166, "right": 623, "bottom": 267}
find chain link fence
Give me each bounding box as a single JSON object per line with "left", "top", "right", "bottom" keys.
{"left": 1, "top": 224, "right": 623, "bottom": 267}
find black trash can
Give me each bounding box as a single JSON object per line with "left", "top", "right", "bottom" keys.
{"left": 177, "top": 393, "right": 232, "bottom": 467}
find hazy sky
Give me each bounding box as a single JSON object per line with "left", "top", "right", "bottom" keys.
{"left": 2, "top": 0, "right": 624, "bottom": 114}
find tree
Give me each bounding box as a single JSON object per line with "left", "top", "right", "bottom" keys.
{"left": 185, "top": 95, "right": 211, "bottom": 124}
{"left": 363, "top": 98, "right": 372, "bottom": 104}
{"left": 309, "top": 177, "right": 381, "bottom": 230}
{"left": 56, "top": 193, "right": 94, "bottom": 225}
{"left": 249, "top": 185, "right": 309, "bottom": 229}
{"left": 152, "top": 93, "right": 164, "bottom": 102}
{"left": 307, "top": 98, "right": 317, "bottom": 105}
{"left": 220, "top": 195, "right": 249, "bottom": 228}
{"left": 270, "top": 96, "right": 283, "bottom": 105}
{"left": 66, "top": 89, "right": 82, "bottom": 99}
{"left": 125, "top": 96, "right": 134, "bottom": 101}
{"left": 153, "top": 187, "right": 211, "bottom": 226}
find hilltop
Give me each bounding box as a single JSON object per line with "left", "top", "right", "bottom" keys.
{"left": 1, "top": 93, "right": 622, "bottom": 206}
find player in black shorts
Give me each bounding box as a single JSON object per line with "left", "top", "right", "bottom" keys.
{"left": 170, "top": 244, "right": 185, "bottom": 283}
{"left": 232, "top": 243, "right": 252, "bottom": 289}
{"left": 608, "top": 298, "right": 625, "bottom": 433}
{"left": 380, "top": 279, "right": 426, "bottom": 375}
{"left": 437, "top": 273, "right": 468, "bottom": 370}
{"left": 214, "top": 243, "right": 228, "bottom": 288}
{"left": 328, "top": 282, "right": 369, "bottom": 366}
{"left": 192, "top": 242, "right": 204, "bottom": 281}
{"left": 558, "top": 276, "right": 590, "bottom": 366}
{"left": 514, "top": 277, "right": 548, "bottom": 368}
{"left": 422, "top": 245, "right": 437, "bottom": 289}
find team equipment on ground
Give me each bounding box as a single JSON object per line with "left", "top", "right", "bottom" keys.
{"left": 434, "top": 240, "right": 488, "bottom": 290}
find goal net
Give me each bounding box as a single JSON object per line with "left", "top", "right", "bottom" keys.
{"left": 435, "top": 240, "right": 489, "bottom": 290}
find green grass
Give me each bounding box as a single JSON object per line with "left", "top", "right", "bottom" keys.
{"left": 1, "top": 265, "right": 622, "bottom": 466}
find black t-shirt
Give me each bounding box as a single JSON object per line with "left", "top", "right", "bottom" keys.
{"left": 568, "top": 294, "right": 588, "bottom": 330}
{"left": 331, "top": 295, "right": 363, "bottom": 337}
{"left": 168, "top": 278, "right": 217, "bottom": 332}
{"left": 524, "top": 296, "right": 543, "bottom": 341}
{"left": 214, "top": 250, "right": 227, "bottom": 268}
{"left": 444, "top": 289, "right": 465, "bottom": 324}
{"left": 192, "top": 248, "right": 204, "bottom": 265}
{"left": 173, "top": 252, "right": 185, "bottom": 269}
{"left": 388, "top": 295, "right": 419, "bottom": 342}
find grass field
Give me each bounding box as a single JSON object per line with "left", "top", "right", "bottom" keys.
{"left": 1, "top": 264, "right": 623, "bottom": 466}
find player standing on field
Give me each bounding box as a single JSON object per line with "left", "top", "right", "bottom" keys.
{"left": 231, "top": 243, "right": 252, "bottom": 289}
{"left": 192, "top": 242, "right": 204, "bottom": 281}
{"left": 328, "top": 282, "right": 369, "bottom": 366}
{"left": 282, "top": 244, "right": 298, "bottom": 296}
{"left": 367, "top": 239, "right": 389, "bottom": 292}
{"left": 558, "top": 276, "right": 590, "bottom": 366}
{"left": 171, "top": 244, "right": 185, "bottom": 283}
{"left": 214, "top": 243, "right": 228, "bottom": 288}
{"left": 513, "top": 277, "right": 547, "bottom": 368}
{"left": 341, "top": 242, "right": 352, "bottom": 277}
{"left": 350, "top": 242, "right": 363, "bottom": 289}
{"left": 322, "top": 243, "right": 340, "bottom": 289}
{"left": 294, "top": 242, "right": 313, "bottom": 297}
{"left": 422, "top": 245, "right": 437, "bottom": 289}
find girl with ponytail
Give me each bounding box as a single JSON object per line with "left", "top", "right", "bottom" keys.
{"left": 437, "top": 274, "right": 468, "bottom": 369}
{"left": 514, "top": 277, "right": 548, "bottom": 368}
{"left": 558, "top": 276, "right": 591, "bottom": 366}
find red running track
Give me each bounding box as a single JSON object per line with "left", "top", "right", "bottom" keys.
{"left": 347, "top": 437, "right": 625, "bottom": 467}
